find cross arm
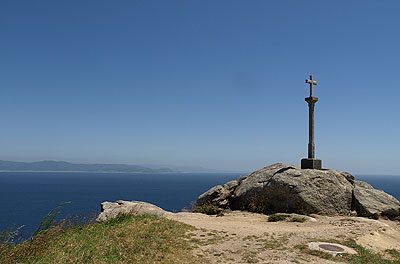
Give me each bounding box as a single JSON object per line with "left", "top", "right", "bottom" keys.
{"left": 306, "top": 80, "right": 318, "bottom": 85}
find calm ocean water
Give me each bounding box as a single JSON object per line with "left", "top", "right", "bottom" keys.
{"left": 0, "top": 172, "right": 399, "bottom": 237}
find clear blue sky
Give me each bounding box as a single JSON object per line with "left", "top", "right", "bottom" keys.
{"left": 1, "top": 1, "right": 399, "bottom": 174}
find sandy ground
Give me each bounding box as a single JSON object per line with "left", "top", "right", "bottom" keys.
{"left": 167, "top": 211, "right": 400, "bottom": 264}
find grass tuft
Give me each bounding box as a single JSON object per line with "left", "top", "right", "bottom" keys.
{"left": 295, "top": 239, "right": 400, "bottom": 264}
{"left": 32, "top": 201, "right": 71, "bottom": 237}
{"left": 0, "top": 213, "right": 199, "bottom": 264}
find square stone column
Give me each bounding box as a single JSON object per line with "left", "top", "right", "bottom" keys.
{"left": 301, "top": 75, "right": 322, "bottom": 170}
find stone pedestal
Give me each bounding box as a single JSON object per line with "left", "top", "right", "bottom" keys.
{"left": 301, "top": 158, "right": 322, "bottom": 170}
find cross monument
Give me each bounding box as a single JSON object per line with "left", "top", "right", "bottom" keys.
{"left": 301, "top": 74, "right": 322, "bottom": 169}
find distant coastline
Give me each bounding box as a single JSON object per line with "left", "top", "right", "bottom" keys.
{"left": 0, "top": 160, "right": 240, "bottom": 174}
{"left": 0, "top": 160, "right": 176, "bottom": 173}
{"left": 0, "top": 170, "right": 174, "bottom": 174}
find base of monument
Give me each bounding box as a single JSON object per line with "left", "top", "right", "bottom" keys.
{"left": 301, "top": 158, "right": 322, "bottom": 169}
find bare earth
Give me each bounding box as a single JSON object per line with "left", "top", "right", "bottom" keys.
{"left": 167, "top": 211, "right": 400, "bottom": 264}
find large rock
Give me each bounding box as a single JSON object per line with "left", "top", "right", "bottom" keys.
{"left": 97, "top": 200, "right": 169, "bottom": 222}
{"left": 231, "top": 163, "right": 354, "bottom": 215}
{"left": 196, "top": 163, "right": 400, "bottom": 217}
{"left": 352, "top": 181, "right": 400, "bottom": 217}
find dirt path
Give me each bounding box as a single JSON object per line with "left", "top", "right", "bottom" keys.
{"left": 168, "top": 211, "right": 400, "bottom": 264}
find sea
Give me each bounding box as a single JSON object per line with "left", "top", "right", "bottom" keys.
{"left": 0, "top": 172, "right": 399, "bottom": 238}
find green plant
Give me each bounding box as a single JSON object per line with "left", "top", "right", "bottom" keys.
{"left": 369, "top": 213, "right": 380, "bottom": 220}
{"left": 0, "top": 225, "right": 24, "bottom": 249}
{"left": 289, "top": 217, "right": 307, "bottom": 223}
{"left": 193, "top": 202, "right": 220, "bottom": 215}
{"left": 32, "top": 201, "right": 71, "bottom": 237}
{"left": 267, "top": 214, "right": 289, "bottom": 222}
{"left": 342, "top": 239, "right": 396, "bottom": 263}
{"left": 386, "top": 249, "right": 400, "bottom": 259}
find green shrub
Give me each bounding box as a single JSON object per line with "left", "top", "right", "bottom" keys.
{"left": 32, "top": 201, "right": 71, "bottom": 237}
{"left": 369, "top": 213, "right": 380, "bottom": 220}
{"left": 268, "top": 214, "right": 289, "bottom": 222}
{"left": 289, "top": 217, "right": 307, "bottom": 223}
{"left": 193, "top": 203, "right": 220, "bottom": 215}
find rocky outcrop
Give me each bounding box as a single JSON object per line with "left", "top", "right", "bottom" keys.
{"left": 196, "top": 163, "right": 400, "bottom": 217}
{"left": 97, "top": 200, "right": 170, "bottom": 222}
{"left": 352, "top": 181, "right": 400, "bottom": 217}
{"left": 197, "top": 180, "right": 240, "bottom": 208}
{"left": 96, "top": 163, "right": 400, "bottom": 221}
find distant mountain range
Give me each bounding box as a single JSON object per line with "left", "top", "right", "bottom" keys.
{"left": 0, "top": 160, "right": 176, "bottom": 173}
{"left": 0, "top": 160, "right": 242, "bottom": 173}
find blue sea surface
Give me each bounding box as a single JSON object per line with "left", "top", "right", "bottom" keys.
{"left": 0, "top": 172, "right": 399, "bottom": 238}
{"left": 0, "top": 172, "right": 242, "bottom": 237}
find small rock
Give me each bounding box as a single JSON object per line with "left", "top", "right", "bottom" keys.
{"left": 350, "top": 210, "right": 358, "bottom": 217}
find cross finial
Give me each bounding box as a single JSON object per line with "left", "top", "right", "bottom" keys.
{"left": 306, "top": 74, "right": 318, "bottom": 97}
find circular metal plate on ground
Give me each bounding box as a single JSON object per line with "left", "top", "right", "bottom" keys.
{"left": 318, "top": 243, "right": 345, "bottom": 252}
{"left": 308, "top": 242, "right": 357, "bottom": 256}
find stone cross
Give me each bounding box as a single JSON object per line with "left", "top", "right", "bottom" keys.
{"left": 301, "top": 75, "right": 322, "bottom": 169}
{"left": 306, "top": 74, "right": 317, "bottom": 97}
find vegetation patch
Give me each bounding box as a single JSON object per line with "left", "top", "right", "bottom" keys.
{"left": 267, "top": 214, "right": 307, "bottom": 223}
{"left": 0, "top": 214, "right": 200, "bottom": 264}
{"left": 368, "top": 213, "right": 381, "bottom": 220}
{"left": 193, "top": 203, "right": 220, "bottom": 215}
{"left": 268, "top": 214, "right": 289, "bottom": 222}
{"left": 386, "top": 249, "right": 400, "bottom": 260}
{"left": 294, "top": 244, "right": 336, "bottom": 260}
{"left": 243, "top": 235, "right": 258, "bottom": 241}
{"left": 295, "top": 239, "right": 400, "bottom": 264}
{"left": 288, "top": 217, "right": 307, "bottom": 223}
